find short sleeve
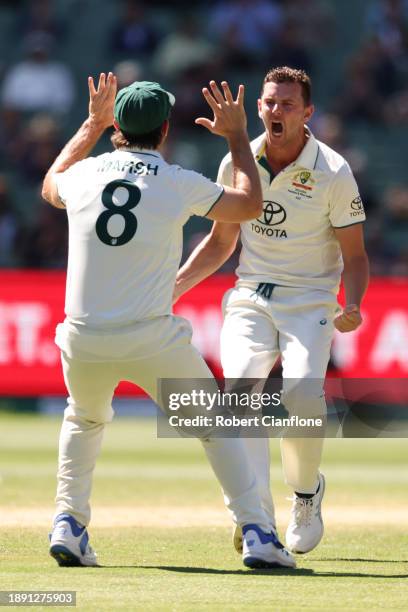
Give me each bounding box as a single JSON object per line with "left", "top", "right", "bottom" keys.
{"left": 177, "top": 168, "right": 224, "bottom": 217}
{"left": 217, "top": 153, "right": 233, "bottom": 186}
{"left": 329, "top": 162, "right": 366, "bottom": 227}
{"left": 55, "top": 157, "right": 97, "bottom": 208}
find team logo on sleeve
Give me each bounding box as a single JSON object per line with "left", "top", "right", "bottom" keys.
{"left": 251, "top": 201, "right": 288, "bottom": 238}
{"left": 350, "top": 196, "right": 365, "bottom": 217}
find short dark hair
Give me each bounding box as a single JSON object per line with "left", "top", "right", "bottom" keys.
{"left": 111, "top": 122, "right": 164, "bottom": 150}
{"left": 262, "top": 67, "right": 312, "bottom": 106}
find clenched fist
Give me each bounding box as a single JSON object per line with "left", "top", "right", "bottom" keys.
{"left": 334, "top": 304, "right": 362, "bottom": 333}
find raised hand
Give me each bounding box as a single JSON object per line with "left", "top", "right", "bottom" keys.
{"left": 195, "top": 81, "right": 247, "bottom": 139}
{"left": 88, "top": 72, "right": 117, "bottom": 130}
{"left": 334, "top": 304, "right": 362, "bottom": 333}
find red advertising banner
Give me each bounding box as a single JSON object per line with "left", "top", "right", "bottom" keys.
{"left": 0, "top": 271, "right": 407, "bottom": 396}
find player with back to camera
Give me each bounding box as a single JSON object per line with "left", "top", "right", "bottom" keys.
{"left": 175, "top": 66, "right": 369, "bottom": 555}
{"left": 42, "top": 71, "right": 297, "bottom": 569}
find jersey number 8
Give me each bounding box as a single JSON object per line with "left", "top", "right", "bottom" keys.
{"left": 96, "top": 179, "right": 141, "bottom": 246}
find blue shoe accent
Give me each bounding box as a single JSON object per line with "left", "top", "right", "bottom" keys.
{"left": 269, "top": 530, "right": 284, "bottom": 550}
{"left": 243, "top": 524, "right": 277, "bottom": 545}
{"left": 79, "top": 530, "right": 89, "bottom": 556}
{"left": 54, "top": 513, "right": 85, "bottom": 538}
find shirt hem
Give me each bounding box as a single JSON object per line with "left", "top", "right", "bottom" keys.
{"left": 205, "top": 186, "right": 225, "bottom": 216}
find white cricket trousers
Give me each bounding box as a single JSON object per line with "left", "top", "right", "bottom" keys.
{"left": 221, "top": 282, "right": 338, "bottom": 525}
{"left": 55, "top": 315, "right": 271, "bottom": 531}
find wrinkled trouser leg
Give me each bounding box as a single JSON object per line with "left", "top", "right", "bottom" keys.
{"left": 56, "top": 340, "right": 271, "bottom": 531}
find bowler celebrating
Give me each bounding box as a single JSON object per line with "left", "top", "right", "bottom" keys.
{"left": 175, "top": 67, "right": 369, "bottom": 555}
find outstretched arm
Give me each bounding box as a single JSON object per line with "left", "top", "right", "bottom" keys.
{"left": 42, "top": 72, "right": 117, "bottom": 208}
{"left": 174, "top": 221, "right": 240, "bottom": 303}
{"left": 195, "top": 81, "right": 262, "bottom": 222}
{"left": 334, "top": 224, "right": 369, "bottom": 332}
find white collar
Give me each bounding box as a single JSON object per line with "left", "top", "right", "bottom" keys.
{"left": 118, "top": 147, "right": 162, "bottom": 158}
{"left": 254, "top": 126, "right": 320, "bottom": 171}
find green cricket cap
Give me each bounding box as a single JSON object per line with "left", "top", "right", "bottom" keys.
{"left": 114, "top": 81, "right": 175, "bottom": 136}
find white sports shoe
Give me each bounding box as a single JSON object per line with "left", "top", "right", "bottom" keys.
{"left": 49, "top": 513, "right": 98, "bottom": 567}
{"left": 242, "top": 524, "right": 296, "bottom": 569}
{"left": 286, "top": 473, "right": 326, "bottom": 554}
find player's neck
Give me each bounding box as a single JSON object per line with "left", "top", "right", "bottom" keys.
{"left": 264, "top": 130, "right": 308, "bottom": 175}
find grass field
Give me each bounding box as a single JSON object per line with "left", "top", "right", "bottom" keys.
{"left": 1, "top": 413, "right": 407, "bottom": 611}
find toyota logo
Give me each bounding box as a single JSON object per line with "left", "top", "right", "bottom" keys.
{"left": 351, "top": 196, "right": 363, "bottom": 211}
{"left": 258, "top": 201, "right": 287, "bottom": 226}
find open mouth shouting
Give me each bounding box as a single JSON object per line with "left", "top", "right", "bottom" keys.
{"left": 271, "top": 121, "right": 284, "bottom": 137}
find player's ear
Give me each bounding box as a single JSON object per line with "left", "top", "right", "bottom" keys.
{"left": 160, "top": 120, "right": 170, "bottom": 145}
{"left": 304, "top": 104, "right": 314, "bottom": 124}
{"left": 113, "top": 119, "right": 120, "bottom": 131}
{"left": 257, "top": 98, "right": 262, "bottom": 119}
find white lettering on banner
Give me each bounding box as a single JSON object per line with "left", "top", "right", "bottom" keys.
{"left": 0, "top": 302, "right": 59, "bottom": 366}
{"left": 0, "top": 304, "right": 11, "bottom": 362}
{"left": 332, "top": 318, "right": 367, "bottom": 369}
{"left": 370, "top": 311, "right": 408, "bottom": 372}
{"left": 39, "top": 340, "right": 60, "bottom": 366}
{"left": 14, "top": 304, "right": 48, "bottom": 364}
{"left": 176, "top": 306, "right": 223, "bottom": 363}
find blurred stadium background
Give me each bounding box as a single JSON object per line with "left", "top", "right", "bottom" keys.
{"left": 0, "top": 0, "right": 407, "bottom": 408}
{"left": 0, "top": 4, "right": 407, "bottom": 604}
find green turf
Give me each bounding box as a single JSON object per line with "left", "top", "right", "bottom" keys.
{"left": 2, "top": 527, "right": 408, "bottom": 611}
{"left": 0, "top": 414, "right": 407, "bottom": 610}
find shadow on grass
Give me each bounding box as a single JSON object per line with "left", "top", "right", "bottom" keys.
{"left": 317, "top": 558, "right": 407, "bottom": 564}
{"left": 313, "top": 571, "right": 408, "bottom": 579}
{"left": 104, "top": 565, "right": 408, "bottom": 579}
{"left": 105, "top": 565, "right": 306, "bottom": 576}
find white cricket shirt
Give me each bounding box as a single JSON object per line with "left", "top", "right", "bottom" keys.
{"left": 56, "top": 148, "right": 223, "bottom": 329}
{"left": 218, "top": 129, "right": 366, "bottom": 294}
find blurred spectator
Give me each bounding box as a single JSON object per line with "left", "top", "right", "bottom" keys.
{"left": 153, "top": 15, "right": 216, "bottom": 80}
{"left": 16, "top": 0, "right": 66, "bottom": 39}
{"left": 167, "top": 62, "right": 221, "bottom": 130}
{"left": 15, "top": 114, "right": 61, "bottom": 184}
{"left": 17, "top": 199, "right": 67, "bottom": 269}
{"left": 153, "top": 15, "right": 219, "bottom": 130}
{"left": 269, "top": 19, "right": 313, "bottom": 74}
{"left": 358, "top": 37, "right": 400, "bottom": 96}
{"left": 1, "top": 31, "right": 75, "bottom": 114}
{"left": 283, "top": 0, "right": 335, "bottom": 48}
{"left": 365, "top": 0, "right": 408, "bottom": 59}
{"left": 110, "top": 0, "right": 160, "bottom": 59}
{"left": 384, "top": 86, "right": 408, "bottom": 123}
{"left": 209, "top": 0, "right": 283, "bottom": 69}
{"left": 334, "top": 25, "right": 408, "bottom": 124}
{"left": 157, "top": 17, "right": 224, "bottom": 131}
{"left": 0, "top": 0, "right": 24, "bottom": 6}
{"left": 312, "top": 112, "right": 378, "bottom": 215}
{"left": 113, "top": 60, "right": 143, "bottom": 89}
{"left": 380, "top": 185, "right": 408, "bottom": 275}
{"left": 334, "top": 43, "right": 389, "bottom": 124}
{"left": 0, "top": 108, "right": 24, "bottom": 168}
{"left": 0, "top": 175, "right": 21, "bottom": 267}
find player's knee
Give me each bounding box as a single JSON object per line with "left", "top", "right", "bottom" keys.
{"left": 65, "top": 397, "right": 114, "bottom": 424}
{"left": 281, "top": 381, "right": 326, "bottom": 419}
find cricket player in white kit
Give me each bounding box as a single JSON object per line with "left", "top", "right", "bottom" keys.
{"left": 175, "top": 67, "right": 369, "bottom": 554}
{"left": 42, "top": 72, "right": 297, "bottom": 569}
